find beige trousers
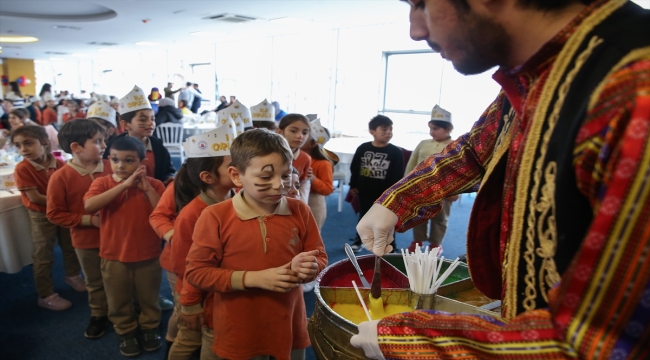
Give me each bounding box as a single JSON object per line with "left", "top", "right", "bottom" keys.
{"left": 307, "top": 193, "right": 327, "bottom": 230}
{"left": 168, "top": 316, "right": 202, "bottom": 360}
{"left": 412, "top": 200, "right": 452, "bottom": 246}
{"left": 75, "top": 248, "right": 107, "bottom": 317}
{"left": 27, "top": 210, "right": 79, "bottom": 297}
{"left": 166, "top": 270, "right": 179, "bottom": 342}
{"left": 201, "top": 327, "right": 218, "bottom": 360}
{"left": 101, "top": 257, "right": 162, "bottom": 335}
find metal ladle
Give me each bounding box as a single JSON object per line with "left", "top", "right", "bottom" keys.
{"left": 344, "top": 243, "right": 370, "bottom": 288}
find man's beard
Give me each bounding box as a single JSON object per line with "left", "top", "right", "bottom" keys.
{"left": 438, "top": 11, "right": 511, "bottom": 75}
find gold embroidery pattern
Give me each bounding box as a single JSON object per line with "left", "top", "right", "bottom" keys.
{"left": 479, "top": 103, "right": 517, "bottom": 193}
{"left": 522, "top": 36, "right": 604, "bottom": 311}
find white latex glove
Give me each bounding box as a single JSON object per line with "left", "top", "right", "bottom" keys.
{"left": 356, "top": 204, "right": 398, "bottom": 256}
{"left": 350, "top": 320, "right": 384, "bottom": 360}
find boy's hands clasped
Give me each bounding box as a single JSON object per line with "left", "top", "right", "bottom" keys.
{"left": 122, "top": 165, "right": 146, "bottom": 188}
{"left": 244, "top": 250, "right": 320, "bottom": 293}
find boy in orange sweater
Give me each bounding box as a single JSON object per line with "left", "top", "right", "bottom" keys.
{"left": 185, "top": 129, "right": 328, "bottom": 360}
{"left": 47, "top": 119, "right": 112, "bottom": 337}
{"left": 84, "top": 136, "right": 165, "bottom": 357}
{"left": 12, "top": 125, "right": 84, "bottom": 311}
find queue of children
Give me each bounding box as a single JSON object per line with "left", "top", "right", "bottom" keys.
{"left": 10, "top": 85, "right": 342, "bottom": 359}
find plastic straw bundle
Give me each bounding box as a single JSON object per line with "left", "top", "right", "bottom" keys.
{"left": 401, "top": 244, "right": 461, "bottom": 294}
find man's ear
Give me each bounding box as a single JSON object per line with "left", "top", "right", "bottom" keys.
{"left": 69, "top": 142, "right": 83, "bottom": 153}
{"left": 228, "top": 166, "right": 243, "bottom": 188}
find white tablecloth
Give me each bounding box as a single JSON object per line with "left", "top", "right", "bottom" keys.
{"left": 182, "top": 123, "right": 219, "bottom": 140}
{"left": 0, "top": 165, "right": 33, "bottom": 274}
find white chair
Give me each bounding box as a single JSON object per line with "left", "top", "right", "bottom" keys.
{"left": 156, "top": 123, "right": 184, "bottom": 163}
{"left": 333, "top": 171, "right": 346, "bottom": 212}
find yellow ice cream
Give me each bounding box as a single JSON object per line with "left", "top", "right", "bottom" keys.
{"left": 331, "top": 295, "right": 412, "bottom": 325}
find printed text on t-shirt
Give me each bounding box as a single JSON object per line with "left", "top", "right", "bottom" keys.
{"left": 360, "top": 151, "right": 390, "bottom": 179}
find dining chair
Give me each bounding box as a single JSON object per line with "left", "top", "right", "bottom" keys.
{"left": 156, "top": 123, "right": 185, "bottom": 163}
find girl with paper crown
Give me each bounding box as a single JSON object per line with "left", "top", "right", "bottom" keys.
{"left": 87, "top": 100, "right": 118, "bottom": 147}
{"left": 169, "top": 119, "right": 237, "bottom": 359}
{"left": 404, "top": 104, "right": 457, "bottom": 253}
{"left": 251, "top": 99, "right": 277, "bottom": 131}
{"left": 301, "top": 119, "right": 334, "bottom": 230}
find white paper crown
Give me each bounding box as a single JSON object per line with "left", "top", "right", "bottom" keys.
{"left": 430, "top": 104, "right": 452, "bottom": 123}
{"left": 42, "top": 94, "right": 54, "bottom": 102}
{"left": 118, "top": 85, "right": 152, "bottom": 115}
{"left": 217, "top": 102, "right": 248, "bottom": 135}
{"left": 251, "top": 99, "right": 275, "bottom": 121}
{"left": 309, "top": 119, "right": 330, "bottom": 147}
{"left": 184, "top": 118, "right": 237, "bottom": 158}
{"left": 86, "top": 100, "right": 117, "bottom": 126}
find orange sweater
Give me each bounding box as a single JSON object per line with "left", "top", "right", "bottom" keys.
{"left": 84, "top": 175, "right": 165, "bottom": 262}
{"left": 42, "top": 108, "right": 57, "bottom": 125}
{"left": 173, "top": 193, "right": 219, "bottom": 329}
{"left": 309, "top": 159, "right": 334, "bottom": 196}
{"left": 62, "top": 111, "right": 86, "bottom": 123}
{"left": 149, "top": 183, "right": 176, "bottom": 272}
{"left": 293, "top": 150, "right": 311, "bottom": 181}
{"left": 14, "top": 156, "right": 65, "bottom": 212}
{"left": 185, "top": 192, "right": 327, "bottom": 359}
{"left": 46, "top": 160, "right": 112, "bottom": 249}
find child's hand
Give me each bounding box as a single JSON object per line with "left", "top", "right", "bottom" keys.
{"left": 91, "top": 215, "right": 100, "bottom": 228}
{"left": 136, "top": 172, "right": 152, "bottom": 192}
{"left": 245, "top": 263, "right": 301, "bottom": 292}
{"left": 291, "top": 250, "right": 320, "bottom": 282}
{"left": 179, "top": 312, "right": 204, "bottom": 331}
{"left": 122, "top": 165, "right": 146, "bottom": 188}
{"left": 307, "top": 167, "right": 314, "bottom": 181}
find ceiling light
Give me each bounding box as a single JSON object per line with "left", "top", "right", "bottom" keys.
{"left": 48, "top": 57, "right": 65, "bottom": 61}
{"left": 190, "top": 31, "right": 220, "bottom": 38}
{"left": 0, "top": 35, "right": 39, "bottom": 43}
{"left": 71, "top": 53, "right": 90, "bottom": 57}
{"left": 135, "top": 41, "right": 160, "bottom": 46}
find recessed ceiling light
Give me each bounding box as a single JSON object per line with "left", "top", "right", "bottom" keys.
{"left": 190, "top": 31, "right": 220, "bottom": 38}
{"left": 48, "top": 57, "right": 65, "bottom": 61}
{"left": 135, "top": 41, "right": 160, "bottom": 46}
{"left": 0, "top": 35, "right": 39, "bottom": 43}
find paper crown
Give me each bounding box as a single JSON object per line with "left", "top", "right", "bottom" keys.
{"left": 148, "top": 87, "right": 161, "bottom": 102}
{"left": 430, "top": 104, "right": 452, "bottom": 123}
{"left": 118, "top": 85, "right": 152, "bottom": 115}
{"left": 184, "top": 118, "right": 237, "bottom": 158}
{"left": 86, "top": 100, "right": 117, "bottom": 126}
{"left": 309, "top": 119, "right": 330, "bottom": 147}
{"left": 42, "top": 94, "right": 54, "bottom": 102}
{"left": 217, "top": 100, "right": 250, "bottom": 135}
{"left": 100, "top": 95, "right": 111, "bottom": 102}
{"left": 251, "top": 99, "right": 275, "bottom": 121}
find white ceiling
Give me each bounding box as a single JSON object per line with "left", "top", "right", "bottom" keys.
{"left": 0, "top": 0, "right": 410, "bottom": 60}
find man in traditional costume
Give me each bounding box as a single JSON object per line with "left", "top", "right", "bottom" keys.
{"left": 351, "top": 0, "right": 650, "bottom": 358}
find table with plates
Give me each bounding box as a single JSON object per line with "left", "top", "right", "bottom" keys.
{"left": 0, "top": 163, "right": 34, "bottom": 274}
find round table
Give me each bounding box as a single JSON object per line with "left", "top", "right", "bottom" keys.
{"left": 182, "top": 122, "right": 219, "bottom": 140}
{"left": 0, "top": 164, "right": 34, "bottom": 274}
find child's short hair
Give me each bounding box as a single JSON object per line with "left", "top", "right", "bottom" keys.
{"left": 429, "top": 120, "right": 453, "bottom": 130}
{"left": 253, "top": 120, "right": 277, "bottom": 131}
{"left": 369, "top": 115, "right": 393, "bottom": 130}
{"left": 291, "top": 166, "right": 299, "bottom": 175}
{"left": 230, "top": 129, "right": 292, "bottom": 173}
{"left": 278, "top": 113, "right": 310, "bottom": 131}
{"left": 110, "top": 136, "right": 146, "bottom": 160}
{"left": 58, "top": 119, "right": 107, "bottom": 153}
{"left": 179, "top": 99, "right": 188, "bottom": 108}
{"left": 10, "top": 125, "right": 49, "bottom": 147}
{"left": 12, "top": 108, "right": 29, "bottom": 120}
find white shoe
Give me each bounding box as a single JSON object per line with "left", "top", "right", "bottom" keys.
{"left": 64, "top": 275, "right": 87, "bottom": 292}
{"left": 38, "top": 293, "right": 72, "bottom": 311}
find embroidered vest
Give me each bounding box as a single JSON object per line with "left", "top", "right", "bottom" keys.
{"left": 467, "top": 0, "right": 650, "bottom": 319}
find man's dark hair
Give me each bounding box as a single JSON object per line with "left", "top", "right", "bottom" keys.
{"left": 368, "top": 115, "right": 393, "bottom": 130}
{"left": 230, "top": 129, "right": 292, "bottom": 173}
{"left": 186, "top": 82, "right": 192, "bottom": 86}
{"left": 58, "top": 119, "right": 107, "bottom": 153}
{"left": 110, "top": 136, "right": 146, "bottom": 160}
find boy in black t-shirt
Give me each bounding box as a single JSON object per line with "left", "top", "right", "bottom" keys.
{"left": 349, "top": 115, "right": 403, "bottom": 252}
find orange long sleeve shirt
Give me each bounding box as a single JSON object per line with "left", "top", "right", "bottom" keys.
{"left": 42, "top": 108, "right": 57, "bottom": 125}
{"left": 309, "top": 158, "right": 334, "bottom": 196}
{"left": 84, "top": 174, "right": 165, "bottom": 262}
{"left": 292, "top": 149, "right": 311, "bottom": 181}
{"left": 185, "top": 192, "right": 328, "bottom": 359}
{"left": 149, "top": 183, "right": 176, "bottom": 272}
{"left": 14, "top": 156, "right": 65, "bottom": 212}
{"left": 46, "top": 160, "right": 112, "bottom": 249}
